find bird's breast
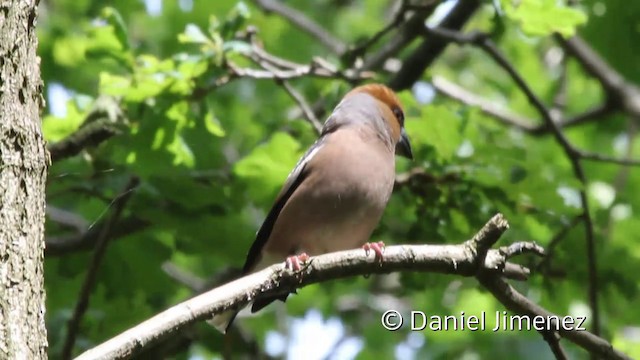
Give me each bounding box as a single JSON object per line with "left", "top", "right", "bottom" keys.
{"left": 263, "top": 128, "right": 396, "bottom": 258}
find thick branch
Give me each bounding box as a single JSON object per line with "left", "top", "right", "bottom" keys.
{"left": 47, "top": 96, "right": 126, "bottom": 162}
{"left": 559, "top": 36, "right": 640, "bottom": 118}
{"left": 362, "top": 1, "right": 440, "bottom": 71}
{"left": 388, "top": 0, "right": 481, "bottom": 90}
{"left": 76, "top": 214, "right": 537, "bottom": 359}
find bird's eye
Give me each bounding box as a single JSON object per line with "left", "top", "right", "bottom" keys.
{"left": 392, "top": 106, "right": 404, "bottom": 126}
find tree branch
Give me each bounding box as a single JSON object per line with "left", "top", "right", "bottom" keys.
{"left": 478, "top": 274, "right": 631, "bottom": 360}
{"left": 424, "top": 27, "right": 604, "bottom": 335}
{"left": 388, "top": 0, "right": 481, "bottom": 90}
{"left": 362, "top": 0, "right": 440, "bottom": 71}
{"left": 74, "top": 213, "right": 630, "bottom": 360}
{"left": 558, "top": 35, "right": 640, "bottom": 118}
{"left": 538, "top": 329, "right": 569, "bottom": 360}
{"left": 61, "top": 177, "right": 140, "bottom": 359}
{"left": 45, "top": 216, "right": 149, "bottom": 257}
{"left": 433, "top": 76, "right": 617, "bottom": 134}
{"left": 47, "top": 96, "right": 126, "bottom": 162}
{"left": 279, "top": 81, "right": 323, "bottom": 134}
{"left": 432, "top": 76, "right": 539, "bottom": 131}
{"left": 251, "top": 0, "right": 347, "bottom": 55}
{"left": 578, "top": 151, "right": 640, "bottom": 167}
{"left": 245, "top": 35, "right": 324, "bottom": 133}
{"left": 74, "top": 214, "right": 519, "bottom": 359}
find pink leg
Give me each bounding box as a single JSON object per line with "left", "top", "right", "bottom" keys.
{"left": 285, "top": 253, "right": 310, "bottom": 271}
{"left": 362, "top": 241, "right": 386, "bottom": 262}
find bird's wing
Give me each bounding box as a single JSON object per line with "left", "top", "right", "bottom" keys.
{"left": 241, "top": 137, "right": 326, "bottom": 274}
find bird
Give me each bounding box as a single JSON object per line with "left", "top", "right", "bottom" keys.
{"left": 210, "top": 83, "right": 413, "bottom": 333}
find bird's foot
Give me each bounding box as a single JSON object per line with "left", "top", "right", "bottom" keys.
{"left": 285, "top": 253, "right": 310, "bottom": 272}
{"left": 363, "top": 241, "right": 386, "bottom": 263}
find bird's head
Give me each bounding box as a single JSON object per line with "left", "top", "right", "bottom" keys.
{"left": 342, "top": 84, "right": 413, "bottom": 160}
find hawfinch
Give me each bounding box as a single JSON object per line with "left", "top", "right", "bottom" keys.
{"left": 211, "top": 83, "right": 412, "bottom": 333}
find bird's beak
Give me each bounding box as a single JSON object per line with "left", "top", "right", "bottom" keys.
{"left": 396, "top": 128, "right": 413, "bottom": 160}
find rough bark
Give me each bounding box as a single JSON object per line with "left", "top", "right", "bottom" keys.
{"left": 0, "top": 0, "right": 48, "bottom": 358}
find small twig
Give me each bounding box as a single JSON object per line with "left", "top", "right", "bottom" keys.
{"left": 363, "top": 0, "right": 440, "bottom": 71}
{"left": 344, "top": 0, "right": 420, "bottom": 61}
{"left": 45, "top": 216, "right": 149, "bottom": 257}
{"left": 578, "top": 151, "right": 640, "bottom": 167}
{"left": 61, "top": 177, "right": 140, "bottom": 360}
{"left": 501, "top": 242, "right": 545, "bottom": 259}
{"left": 249, "top": 37, "right": 308, "bottom": 70}
{"left": 46, "top": 206, "right": 89, "bottom": 233}
{"left": 537, "top": 215, "right": 583, "bottom": 272}
{"left": 394, "top": 167, "right": 461, "bottom": 188}
{"left": 551, "top": 53, "right": 568, "bottom": 117}
{"left": 612, "top": 119, "right": 639, "bottom": 191}
{"left": 279, "top": 81, "right": 323, "bottom": 134}
{"left": 388, "top": 0, "right": 481, "bottom": 90}
{"left": 539, "top": 330, "right": 570, "bottom": 360}
{"left": 467, "top": 213, "right": 510, "bottom": 267}
{"left": 543, "top": 103, "right": 614, "bottom": 132}
{"left": 227, "top": 59, "right": 368, "bottom": 83}
{"left": 434, "top": 76, "right": 615, "bottom": 134}
{"left": 433, "top": 76, "right": 538, "bottom": 131}
{"left": 245, "top": 40, "right": 324, "bottom": 134}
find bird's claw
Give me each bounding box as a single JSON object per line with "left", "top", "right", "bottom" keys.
{"left": 363, "top": 241, "right": 385, "bottom": 263}
{"left": 285, "top": 253, "right": 310, "bottom": 272}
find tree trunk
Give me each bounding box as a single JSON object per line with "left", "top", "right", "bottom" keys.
{"left": 0, "top": 0, "right": 48, "bottom": 358}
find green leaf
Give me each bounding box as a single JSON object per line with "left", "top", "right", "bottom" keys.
{"left": 405, "top": 104, "right": 462, "bottom": 161}
{"left": 100, "top": 7, "right": 130, "bottom": 51}
{"left": 42, "top": 100, "right": 86, "bottom": 142}
{"left": 166, "top": 101, "right": 191, "bottom": 128}
{"left": 501, "top": 0, "right": 587, "bottom": 37}
{"left": 99, "top": 72, "right": 131, "bottom": 96}
{"left": 234, "top": 132, "right": 302, "bottom": 202}
{"left": 204, "top": 111, "right": 225, "bottom": 137}
{"left": 179, "top": 24, "right": 211, "bottom": 44}
{"left": 167, "top": 134, "right": 195, "bottom": 167}
{"left": 52, "top": 36, "right": 87, "bottom": 66}
{"left": 86, "top": 22, "right": 134, "bottom": 67}
{"left": 220, "top": 2, "right": 251, "bottom": 39}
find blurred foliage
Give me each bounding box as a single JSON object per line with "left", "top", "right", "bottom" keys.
{"left": 39, "top": 0, "right": 639, "bottom": 359}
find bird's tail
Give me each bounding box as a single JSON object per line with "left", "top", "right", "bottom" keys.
{"left": 208, "top": 308, "right": 239, "bottom": 334}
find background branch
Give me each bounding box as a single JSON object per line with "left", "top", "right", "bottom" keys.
{"left": 61, "top": 177, "right": 140, "bottom": 359}
{"left": 251, "top": 0, "right": 347, "bottom": 55}
{"left": 45, "top": 216, "right": 149, "bottom": 257}
{"left": 388, "top": 0, "right": 481, "bottom": 90}
{"left": 478, "top": 275, "right": 631, "bottom": 360}
{"left": 47, "top": 96, "right": 126, "bottom": 162}
{"left": 559, "top": 36, "right": 640, "bottom": 118}
{"left": 425, "top": 27, "right": 604, "bottom": 335}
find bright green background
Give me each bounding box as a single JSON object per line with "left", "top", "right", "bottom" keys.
{"left": 40, "top": 0, "right": 640, "bottom": 359}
